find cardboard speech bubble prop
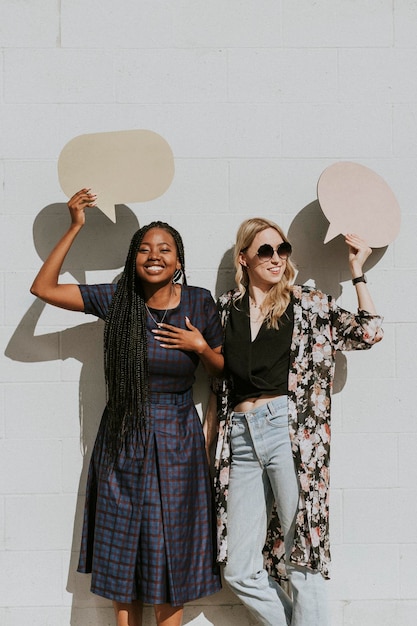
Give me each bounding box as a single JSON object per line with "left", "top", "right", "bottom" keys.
{"left": 317, "top": 162, "right": 401, "bottom": 247}
{"left": 58, "top": 130, "right": 175, "bottom": 222}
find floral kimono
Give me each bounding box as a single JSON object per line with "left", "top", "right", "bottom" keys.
{"left": 213, "top": 285, "right": 383, "bottom": 580}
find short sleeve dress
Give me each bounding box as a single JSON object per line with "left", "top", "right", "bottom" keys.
{"left": 77, "top": 284, "right": 222, "bottom": 606}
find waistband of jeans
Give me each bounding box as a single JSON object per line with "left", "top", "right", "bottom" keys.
{"left": 232, "top": 395, "right": 288, "bottom": 419}
{"left": 148, "top": 388, "right": 193, "bottom": 406}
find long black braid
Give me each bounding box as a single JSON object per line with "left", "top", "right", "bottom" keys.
{"left": 103, "top": 221, "right": 187, "bottom": 465}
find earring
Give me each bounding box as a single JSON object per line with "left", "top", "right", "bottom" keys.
{"left": 172, "top": 268, "right": 183, "bottom": 284}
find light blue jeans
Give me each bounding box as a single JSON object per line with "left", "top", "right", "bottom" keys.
{"left": 223, "top": 396, "right": 329, "bottom": 626}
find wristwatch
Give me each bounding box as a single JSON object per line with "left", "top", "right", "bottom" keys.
{"left": 352, "top": 274, "right": 367, "bottom": 285}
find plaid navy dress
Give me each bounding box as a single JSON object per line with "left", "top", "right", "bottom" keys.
{"left": 77, "top": 284, "right": 222, "bottom": 606}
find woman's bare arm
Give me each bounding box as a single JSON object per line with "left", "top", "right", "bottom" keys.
{"left": 345, "top": 233, "right": 379, "bottom": 315}
{"left": 30, "top": 189, "right": 97, "bottom": 311}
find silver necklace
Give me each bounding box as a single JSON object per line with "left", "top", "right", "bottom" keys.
{"left": 145, "top": 287, "right": 174, "bottom": 327}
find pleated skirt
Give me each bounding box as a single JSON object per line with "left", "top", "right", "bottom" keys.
{"left": 77, "top": 389, "right": 221, "bottom": 605}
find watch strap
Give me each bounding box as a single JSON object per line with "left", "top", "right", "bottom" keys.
{"left": 352, "top": 274, "right": 367, "bottom": 285}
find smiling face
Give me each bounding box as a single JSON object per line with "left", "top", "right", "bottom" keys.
{"left": 135, "top": 227, "right": 181, "bottom": 286}
{"left": 239, "top": 227, "right": 288, "bottom": 290}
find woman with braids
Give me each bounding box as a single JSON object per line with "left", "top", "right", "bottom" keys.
{"left": 30, "top": 188, "right": 223, "bottom": 626}
{"left": 209, "top": 217, "right": 383, "bottom": 626}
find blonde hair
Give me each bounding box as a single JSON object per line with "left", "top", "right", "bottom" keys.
{"left": 234, "top": 217, "right": 296, "bottom": 329}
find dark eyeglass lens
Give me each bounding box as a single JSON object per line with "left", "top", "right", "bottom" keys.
{"left": 257, "top": 242, "right": 292, "bottom": 260}
{"left": 257, "top": 244, "right": 274, "bottom": 260}
{"left": 278, "top": 242, "right": 292, "bottom": 258}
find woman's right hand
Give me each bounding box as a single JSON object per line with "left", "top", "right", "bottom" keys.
{"left": 29, "top": 188, "right": 97, "bottom": 311}
{"left": 67, "top": 188, "right": 97, "bottom": 226}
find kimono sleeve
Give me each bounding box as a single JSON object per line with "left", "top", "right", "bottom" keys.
{"left": 329, "top": 297, "right": 383, "bottom": 351}
{"left": 78, "top": 284, "right": 118, "bottom": 321}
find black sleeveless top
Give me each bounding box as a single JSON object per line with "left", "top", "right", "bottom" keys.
{"left": 224, "top": 292, "right": 294, "bottom": 406}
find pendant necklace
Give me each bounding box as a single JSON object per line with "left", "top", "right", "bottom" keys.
{"left": 145, "top": 286, "right": 174, "bottom": 327}
{"left": 249, "top": 296, "right": 265, "bottom": 323}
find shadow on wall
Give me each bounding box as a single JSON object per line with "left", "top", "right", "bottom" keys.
{"left": 5, "top": 203, "right": 141, "bottom": 624}
{"left": 215, "top": 200, "right": 387, "bottom": 395}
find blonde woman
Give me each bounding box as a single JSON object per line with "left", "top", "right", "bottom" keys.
{"left": 210, "top": 217, "right": 383, "bottom": 626}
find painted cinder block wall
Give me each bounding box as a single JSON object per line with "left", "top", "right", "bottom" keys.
{"left": 1, "top": 1, "right": 416, "bottom": 625}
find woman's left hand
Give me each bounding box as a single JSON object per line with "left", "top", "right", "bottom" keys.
{"left": 345, "top": 233, "right": 372, "bottom": 274}
{"left": 152, "top": 317, "right": 207, "bottom": 354}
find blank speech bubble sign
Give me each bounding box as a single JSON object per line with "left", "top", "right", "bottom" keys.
{"left": 317, "top": 162, "right": 401, "bottom": 247}
{"left": 58, "top": 130, "right": 175, "bottom": 222}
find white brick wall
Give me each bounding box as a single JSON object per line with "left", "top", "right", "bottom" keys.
{"left": 1, "top": 1, "right": 415, "bottom": 625}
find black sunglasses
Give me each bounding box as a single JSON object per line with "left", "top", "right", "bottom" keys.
{"left": 256, "top": 241, "right": 292, "bottom": 261}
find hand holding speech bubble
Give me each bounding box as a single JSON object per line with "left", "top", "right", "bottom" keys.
{"left": 317, "top": 162, "right": 401, "bottom": 247}
{"left": 58, "top": 130, "right": 175, "bottom": 222}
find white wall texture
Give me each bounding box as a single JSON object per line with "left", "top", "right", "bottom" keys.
{"left": 0, "top": 1, "right": 416, "bottom": 625}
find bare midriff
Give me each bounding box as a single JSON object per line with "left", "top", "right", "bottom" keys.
{"left": 233, "top": 393, "right": 285, "bottom": 413}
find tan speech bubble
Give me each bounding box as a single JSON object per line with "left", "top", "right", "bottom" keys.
{"left": 58, "top": 130, "right": 175, "bottom": 222}
{"left": 317, "top": 162, "right": 401, "bottom": 247}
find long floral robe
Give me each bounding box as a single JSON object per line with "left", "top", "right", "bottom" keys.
{"left": 213, "top": 285, "right": 383, "bottom": 580}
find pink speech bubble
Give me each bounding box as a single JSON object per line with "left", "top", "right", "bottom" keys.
{"left": 58, "top": 130, "right": 175, "bottom": 222}
{"left": 317, "top": 162, "right": 401, "bottom": 247}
